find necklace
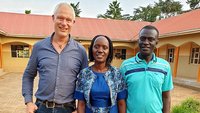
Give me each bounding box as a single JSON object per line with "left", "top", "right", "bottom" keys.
{"left": 54, "top": 40, "right": 67, "bottom": 49}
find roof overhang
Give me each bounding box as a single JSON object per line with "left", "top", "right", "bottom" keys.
{"left": 0, "top": 29, "right": 6, "bottom": 36}
{"left": 74, "top": 36, "right": 133, "bottom": 42}
{"left": 159, "top": 28, "right": 200, "bottom": 38}
{"left": 0, "top": 32, "right": 47, "bottom": 39}
{"left": 131, "top": 28, "right": 200, "bottom": 42}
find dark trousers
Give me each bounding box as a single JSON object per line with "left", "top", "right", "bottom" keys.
{"left": 35, "top": 101, "right": 74, "bottom": 113}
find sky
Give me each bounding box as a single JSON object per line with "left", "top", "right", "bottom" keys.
{"left": 0, "top": 0, "right": 190, "bottom": 18}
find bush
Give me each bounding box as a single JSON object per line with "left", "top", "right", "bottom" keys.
{"left": 172, "top": 98, "right": 200, "bottom": 113}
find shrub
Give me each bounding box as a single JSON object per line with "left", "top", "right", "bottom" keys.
{"left": 172, "top": 98, "right": 200, "bottom": 113}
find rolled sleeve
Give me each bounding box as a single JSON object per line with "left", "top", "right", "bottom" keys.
{"left": 117, "top": 68, "right": 127, "bottom": 100}
{"left": 117, "top": 89, "right": 127, "bottom": 100}
{"left": 74, "top": 91, "right": 85, "bottom": 100}
{"left": 74, "top": 70, "right": 85, "bottom": 100}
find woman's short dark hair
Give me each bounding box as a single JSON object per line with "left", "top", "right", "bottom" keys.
{"left": 89, "top": 35, "right": 113, "bottom": 66}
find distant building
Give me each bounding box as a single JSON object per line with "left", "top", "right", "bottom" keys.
{"left": 0, "top": 9, "right": 200, "bottom": 82}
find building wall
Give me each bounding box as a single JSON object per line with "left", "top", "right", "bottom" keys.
{"left": 1, "top": 33, "right": 200, "bottom": 81}
{"left": 0, "top": 37, "right": 136, "bottom": 72}
{"left": 158, "top": 33, "right": 200, "bottom": 47}
{"left": 112, "top": 47, "right": 135, "bottom": 68}
{"left": 0, "top": 36, "right": 41, "bottom": 72}
{"left": 158, "top": 45, "right": 167, "bottom": 59}
{"left": 126, "top": 48, "right": 135, "bottom": 59}
{"left": 177, "top": 43, "right": 198, "bottom": 79}
{"left": 157, "top": 33, "right": 200, "bottom": 79}
{"left": 2, "top": 43, "right": 29, "bottom": 72}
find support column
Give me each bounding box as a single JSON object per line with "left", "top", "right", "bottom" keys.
{"left": 0, "top": 44, "right": 2, "bottom": 68}
{"left": 29, "top": 45, "right": 33, "bottom": 56}
{"left": 197, "top": 65, "right": 200, "bottom": 82}
{"left": 173, "top": 47, "right": 179, "bottom": 78}
{"left": 133, "top": 48, "right": 136, "bottom": 56}
{"left": 156, "top": 48, "right": 159, "bottom": 57}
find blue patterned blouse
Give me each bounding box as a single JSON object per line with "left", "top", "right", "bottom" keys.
{"left": 74, "top": 66, "right": 127, "bottom": 113}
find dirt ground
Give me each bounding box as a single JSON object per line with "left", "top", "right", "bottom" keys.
{"left": 171, "top": 84, "right": 200, "bottom": 106}
{"left": 0, "top": 73, "right": 200, "bottom": 113}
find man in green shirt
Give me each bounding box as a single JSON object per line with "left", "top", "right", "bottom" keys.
{"left": 120, "top": 25, "right": 173, "bottom": 113}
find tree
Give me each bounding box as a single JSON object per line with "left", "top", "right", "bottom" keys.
{"left": 132, "top": 5, "right": 161, "bottom": 22}
{"left": 70, "top": 2, "right": 81, "bottom": 17}
{"left": 25, "top": 10, "right": 31, "bottom": 14}
{"left": 155, "top": 0, "right": 182, "bottom": 18}
{"left": 97, "top": 0, "right": 123, "bottom": 20}
{"left": 122, "top": 14, "right": 133, "bottom": 20}
{"left": 186, "top": 0, "right": 200, "bottom": 9}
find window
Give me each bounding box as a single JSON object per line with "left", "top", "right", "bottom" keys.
{"left": 114, "top": 49, "right": 126, "bottom": 60}
{"left": 167, "top": 48, "right": 174, "bottom": 63}
{"left": 11, "top": 45, "right": 29, "bottom": 58}
{"left": 190, "top": 47, "right": 200, "bottom": 64}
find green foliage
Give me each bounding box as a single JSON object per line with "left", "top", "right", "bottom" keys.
{"left": 97, "top": 0, "right": 124, "bottom": 20}
{"left": 132, "top": 5, "right": 161, "bottom": 22}
{"left": 155, "top": 0, "right": 182, "bottom": 18}
{"left": 70, "top": 2, "right": 81, "bottom": 17}
{"left": 131, "top": 0, "right": 182, "bottom": 22}
{"left": 172, "top": 98, "right": 200, "bottom": 113}
{"left": 186, "top": 0, "right": 200, "bottom": 9}
{"left": 25, "top": 10, "right": 31, "bottom": 14}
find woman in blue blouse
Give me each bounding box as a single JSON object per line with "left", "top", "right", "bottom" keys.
{"left": 74, "top": 35, "right": 127, "bottom": 113}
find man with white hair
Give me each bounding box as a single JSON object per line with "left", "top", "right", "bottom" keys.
{"left": 22, "top": 2, "right": 88, "bottom": 113}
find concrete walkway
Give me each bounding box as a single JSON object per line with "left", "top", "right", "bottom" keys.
{"left": 0, "top": 73, "right": 38, "bottom": 113}
{"left": 173, "top": 77, "right": 200, "bottom": 91}
{"left": 0, "top": 73, "right": 200, "bottom": 113}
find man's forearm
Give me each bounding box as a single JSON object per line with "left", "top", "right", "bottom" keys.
{"left": 162, "top": 91, "right": 171, "bottom": 113}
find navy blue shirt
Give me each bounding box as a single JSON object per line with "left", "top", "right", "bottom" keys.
{"left": 22, "top": 33, "right": 88, "bottom": 104}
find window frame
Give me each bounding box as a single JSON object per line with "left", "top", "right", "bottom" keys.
{"left": 190, "top": 47, "right": 200, "bottom": 64}
{"left": 167, "top": 48, "right": 175, "bottom": 63}
{"left": 11, "top": 45, "right": 29, "bottom": 58}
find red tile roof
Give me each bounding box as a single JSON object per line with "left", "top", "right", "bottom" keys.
{"left": 152, "top": 9, "right": 200, "bottom": 38}
{"left": 0, "top": 9, "right": 200, "bottom": 41}
{"left": 0, "top": 12, "right": 53, "bottom": 37}
{"left": 72, "top": 18, "right": 149, "bottom": 40}
{"left": 0, "top": 12, "right": 149, "bottom": 41}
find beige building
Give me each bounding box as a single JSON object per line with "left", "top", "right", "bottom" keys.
{"left": 0, "top": 9, "right": 200, "bottom": 82}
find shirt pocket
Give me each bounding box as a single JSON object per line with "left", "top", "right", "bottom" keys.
{"left": 148, "top": 72, "right": 164, "bottom": 89}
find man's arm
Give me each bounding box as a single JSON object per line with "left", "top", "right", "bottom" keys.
{"left": 22, "top": 44, "right": 38, "bottom": 113}
{"left": 162, "top": 90, "right": 171, "bottom": 113}
{"left": 26, "top": 102, "right": 38, "bottom": 113}
{"left": 80, "top": 45, "right": 88, "bottom": 70}
{"left": 22, "top": 44, "right": 38, "bottom": 103}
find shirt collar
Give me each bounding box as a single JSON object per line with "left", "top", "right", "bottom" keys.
{"left": 50, "top": 32, "right": 71, "bottom": 44}
{"left": 135, "top": 52, "right": 157, "bottom": 63}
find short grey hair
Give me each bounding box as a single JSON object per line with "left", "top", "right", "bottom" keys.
{"left": 53, "top": 2, "right": 75, "bottom": 19}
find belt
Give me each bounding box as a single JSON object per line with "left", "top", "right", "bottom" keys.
{"left": 36, "top": 99, "right": 75, "bottom": 110}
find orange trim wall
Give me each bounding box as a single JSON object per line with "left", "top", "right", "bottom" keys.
{"left": 0, "top": 44, "right": 2, "bottom": 68}
{"left": 173, "top": 47, "right": 179, "bottom": 78}
{"left": 156, "top": 48, "right": 159, "bottom": 57}
{"left": 198, "top": 65, "right": 200, "bottom": 82}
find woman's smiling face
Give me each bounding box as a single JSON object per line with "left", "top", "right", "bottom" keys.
{"left": 92, "top": 36, "right": 109, "bottom": 64}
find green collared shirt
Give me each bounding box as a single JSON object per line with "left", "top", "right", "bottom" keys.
{"left": 120, "top": 53, "right": 173, "bottom": 113}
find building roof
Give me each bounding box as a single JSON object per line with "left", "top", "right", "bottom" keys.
{"left": 0, "top": 12, "right": 53, "bottom": 38}
{"left": 0, "top": 9, "right": 200, "bottom": 41}
{"left": 0, "top": 12, "right": 149, "bottom": 41}
{"left": 72, "top": 18, "right": 149, "bottom": 41}
{"left": 152, "top": 9, "right": 200, "bottom": 38}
